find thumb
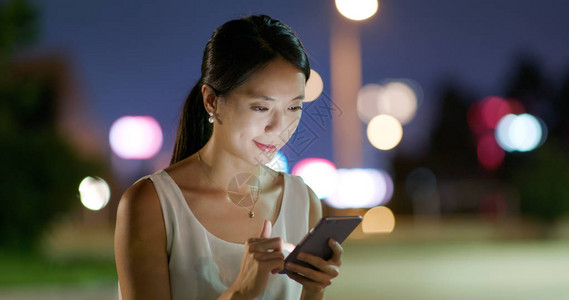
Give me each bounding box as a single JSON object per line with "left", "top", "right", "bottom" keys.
{"left": 259, "top": 220, "right": 272, "bottom": 238}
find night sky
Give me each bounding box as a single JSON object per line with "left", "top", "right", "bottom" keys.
{"left": 32, "top": 0, "right": 569, "bottom": 170}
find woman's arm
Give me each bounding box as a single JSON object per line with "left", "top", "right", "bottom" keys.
{"left": 114, "top": 179, "right": 172, "bottom": 300}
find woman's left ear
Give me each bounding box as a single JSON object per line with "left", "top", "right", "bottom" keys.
{"left": 201, "top": 84, "right": 217, "bottom": 112}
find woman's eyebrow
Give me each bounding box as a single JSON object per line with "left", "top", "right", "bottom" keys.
{"left": 255, "top": 94, "right": 305, "bottom": 101}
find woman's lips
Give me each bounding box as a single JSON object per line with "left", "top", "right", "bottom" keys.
{"left": 254, "top": 141, "right": 277, "bottom": 153}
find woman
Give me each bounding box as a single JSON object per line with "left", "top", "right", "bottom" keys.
{"left": 114, "top": 15, "right": 342, "bottom": 300}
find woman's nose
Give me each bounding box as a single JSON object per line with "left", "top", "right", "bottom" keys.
{"left": 265, "top": 111, "right": 285, "bottom": 135}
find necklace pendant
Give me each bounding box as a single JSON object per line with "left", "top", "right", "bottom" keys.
{"left": 249, "top": 211, "right": 255, "bottom": 218}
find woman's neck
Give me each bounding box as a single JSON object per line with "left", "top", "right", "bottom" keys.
{"left": 197, "top": 144, "right": 263, "bottom": 194}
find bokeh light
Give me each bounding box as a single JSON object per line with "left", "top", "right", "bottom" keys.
{"left": 304, "top": 69, "right": 324, "bottom": 102}
{"left": 494, "top": 114, "right": 517, "bottom": 152}
{"left": 357, "top": 80, "right": 421, "bottom": 125}
{"left": 495, "top": 113, "right": 545, "bottom": 152}
{"left": 366, "top": 114, "right": 403, "bottom": 150}
{"left": 480, "top": 96, "right": 512, "bottom": 129}
{"left": 477, "top": 133, "right": 505, "bottom": 170}
{"left": 79, "top": 176, "right": 111, "bottom": 211}
{"left": 109, "top": 116, "right": 163, "bottom": 159}
{"left": 509, "top": 114, "right": 543, "bottom": 152}
{"left": 376, "top": 81, "right": 418, "bottom": 125}
{"left": 362, "top": 206, "right": 395, "bottom": 234}
{"left": 357, "top": 83, "right": 382, "bottom": 123}
{"left": 325, "top": 168, "right": 393, "bottom": 209}
{"left": 335, "top": 0, "right": 379, "bottom": 21}
{"left": 467, "top": 97, "right": 525, "bottom": 136}
{"left": 266, "top": 151, "right": 289, "bottom": 173}
{"left": 379, "top": 170, "right": 394, "bottom": 205}
{"left": 291, "top": 158, "right": 338, "bottom": 199}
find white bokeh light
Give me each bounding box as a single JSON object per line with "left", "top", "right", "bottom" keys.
{"left": 335, "top": 0, "right": 379, "bottom": 21}
{"left": 325, "top": 168, "right": 391, "bottom": 209}
{"left": 366, "top": 114, "right": 403, "bottom": 150}
{"left": 265, "top": 151, "right": 289, "bottom": 173}
{"left": 109, "top": 116, "right": 163, "bottom": 159}
{"left": 357, "top": 83, "right": 382, "bottom": 123}
{"left": 377, "top": 81, "right": 418, "bottom": 125}
{"left": 379, "top": 169, "right": 394, "bottom": 205}
{"left": 496, "top": 113, "right": 544, "bottom": 152}
{"left": 291, "top": 158, "right": 338, "bottom": 199}
{"left": 79, "top": 176, "right": 111, "bottom": 211}
{"left": 510, "top": 114, "right": 542, "bottom": 152}
{"left": 495, "top": 114, "right": 517, "bottom": 152}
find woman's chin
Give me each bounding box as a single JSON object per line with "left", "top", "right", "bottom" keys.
{"left": 252, "top": 152, "right": 276, "bottom": 165}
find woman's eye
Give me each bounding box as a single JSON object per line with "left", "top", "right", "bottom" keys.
{"left": 289, "top": 106, "right": 302, "bottom": 111}
{"left": 252, "top": 106, "right": 268, "bottom": 111}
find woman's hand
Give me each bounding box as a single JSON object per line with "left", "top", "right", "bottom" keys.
{"left": 223, "top": 220, "right": 284, "bottom": 300}
{"left": 285, "top": 239, "right": 342, "bottom": 298}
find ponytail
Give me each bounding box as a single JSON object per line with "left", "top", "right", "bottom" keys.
{"left": 170, "top": 80, "right": 212, "bottom": 165}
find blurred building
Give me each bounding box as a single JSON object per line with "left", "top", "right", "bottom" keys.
{"left": 8, "top": 52, "right": 118, "bottom": 225}
{"left": 9, "top": 52, "right": 106, "bottom": 158}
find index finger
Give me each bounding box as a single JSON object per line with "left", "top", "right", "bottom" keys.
{"left": 259, "top": 220, "right": 272, "bottom": 238}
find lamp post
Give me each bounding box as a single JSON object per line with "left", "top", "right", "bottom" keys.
{"left": 331, "top": 0, "right": 379, "bottom": 168}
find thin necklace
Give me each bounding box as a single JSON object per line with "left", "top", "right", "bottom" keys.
{"left": 196, "top": 151, "right": 262, "bottom": 218}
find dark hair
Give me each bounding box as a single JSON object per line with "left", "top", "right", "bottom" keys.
{"left": 170, "top": 15, "right": 311, "bottom": 165}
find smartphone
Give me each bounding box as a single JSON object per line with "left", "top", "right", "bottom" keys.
{"left": 279, "top": 215, "right": 362, "bottom": 275}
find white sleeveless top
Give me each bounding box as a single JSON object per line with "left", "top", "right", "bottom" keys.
{"left": 120, "top": 169, "right": 310, "bottom": 300}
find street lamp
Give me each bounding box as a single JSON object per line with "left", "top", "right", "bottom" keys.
{"left": 335, "top": 0, "right": 379, "bottom": 21}
{"left": 330, "top": 0, "right": 379, "bottom": 168}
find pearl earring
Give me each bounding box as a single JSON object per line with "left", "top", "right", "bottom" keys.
{"left": 208, "top": 112, "right": 214, "bottom": 123}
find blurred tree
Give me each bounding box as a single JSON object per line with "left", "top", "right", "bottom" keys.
{"left": 504, "top": 55, "right": 557, "bottom": 130}
{"left": 512, "top": 141, "right": 569, "bottom": 236}
{"left": 391, "top": 82, "right": 481, "bottom": 214}
{"left": 502, "top": 56, "right": 569, "bottom": 232}
{"left": 427, "top": 83, "right": 480, "bottom": 179}
{"left": 0, "top": 0, "right": 99, "bottom": 250}
{"left": 0, "top": 0, "right": 37, "bottom": 64}
{"left": 552, "top": 69, "right": 569, "bottom": 150}
{"left": 392, "top": 54, "right": 569, "bottom": 226}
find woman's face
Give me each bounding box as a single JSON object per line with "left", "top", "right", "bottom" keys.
{"left": 212, "top": 57, "right": 306, "bottom": 165}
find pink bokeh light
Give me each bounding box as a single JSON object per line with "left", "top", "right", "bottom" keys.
{"left": 477, "top": 133, "right": 505, "bottom": 170}
{"left": 109, "top": 116, "right": 163, "bottom": 159}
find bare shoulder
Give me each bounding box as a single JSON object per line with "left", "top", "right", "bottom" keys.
{"left": 117, "top": 178, "right": 162, "bottom": 229}
{"left": 115, "top": 177, "right": 167, "bottom": 248}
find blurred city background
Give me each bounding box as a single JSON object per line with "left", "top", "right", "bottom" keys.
{"left": 1, "top": 0, "right": 568, "bottom": 299}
